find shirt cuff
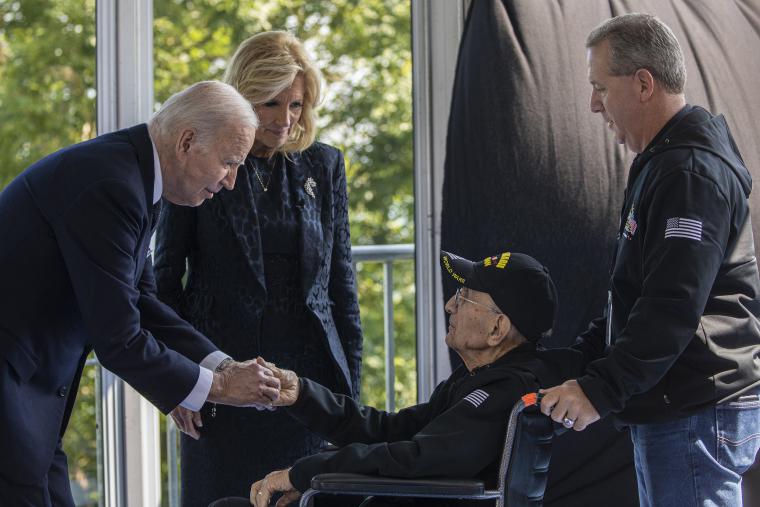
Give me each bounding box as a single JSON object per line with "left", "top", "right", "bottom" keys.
{"left": 200, "top": 350, "right": 230, "bottom": 371}
{"left": 179, "top": 366, "right": 213, "bottom": 411}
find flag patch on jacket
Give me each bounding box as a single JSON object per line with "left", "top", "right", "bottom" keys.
{"left": 623, "top": 206, "right": 638, "bottom": 240}
{"left": 665, "top": 217, "right": 702, "bottom": 241}
{"left": 463, "top": 389, "right": 489, "bottom": 408}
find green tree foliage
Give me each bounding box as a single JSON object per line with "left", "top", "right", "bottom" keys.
{"left": 0, "top": 0, "right": 96, "bottom": 189}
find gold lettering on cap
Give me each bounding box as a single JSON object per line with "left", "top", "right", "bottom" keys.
{"left": 496, "top": 252, "right": 511, "bottom": 269}
{"left": 443, "top": 256, "right": 466, "bottom": 283}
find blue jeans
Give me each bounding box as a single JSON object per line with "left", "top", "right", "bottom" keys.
{"left": 630, "top": 391, "right": 760, "bottom": 507}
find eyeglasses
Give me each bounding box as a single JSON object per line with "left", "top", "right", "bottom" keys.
{"left": 454, "top": 288, "right": 502, "bottom": 314}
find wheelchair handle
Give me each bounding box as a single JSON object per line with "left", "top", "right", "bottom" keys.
{"left": 521, "top": 391, "right": 570, "bottom": 435}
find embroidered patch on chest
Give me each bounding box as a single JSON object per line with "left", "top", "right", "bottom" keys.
{"left": 463, "top": 389, "right": 489, "bottom": 408}
{"left": 665, "top": 217, "right": 702, "bottom": 241}
{"left": 623, "top": 206, "right": 638, "bottom": 240}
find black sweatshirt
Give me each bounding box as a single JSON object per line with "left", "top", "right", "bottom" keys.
{"left": 575, "top": 105, "right": 760, "bottom": 424}
{"left": 286, "top": 344, "right": 582, "bottom": 492}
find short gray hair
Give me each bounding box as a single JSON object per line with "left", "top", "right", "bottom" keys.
{"left": 586, "top": 13, "right": 686, "bottom": 94}
{"left": 149, "top": 80, "right": 258, "bottom": 147}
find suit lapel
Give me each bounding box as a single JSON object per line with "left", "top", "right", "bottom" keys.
{"left": 150, "top": 200, "right": 163, "bottom": 234}
{"left": 219, "top": 159, "right": 266, "bottom": 291}
{"left": 216, "top": 151, "right": 322, "bottom": 300}
{"left": 289, "top": 151, "right": 322, "bottom": 300}
{"left": 126, "top": 124, "right": 157, "bottom": 282}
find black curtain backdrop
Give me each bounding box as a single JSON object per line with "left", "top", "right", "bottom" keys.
{"left": 440, "top": 1, "right": 760, "bottom": 505}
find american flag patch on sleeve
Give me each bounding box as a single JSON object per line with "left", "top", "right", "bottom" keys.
{"left": 463, "top": 389, "right": 489, "bottom": 408}
{"left": 665, "top": 217, "right": 702, "bottom": 241}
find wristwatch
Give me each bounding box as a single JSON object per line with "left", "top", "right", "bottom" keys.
{"left": 215, "top": 357, "right": 233, "bottom": 372}
{"left": 211, "top": 358, "right": 233, "bottom": 418}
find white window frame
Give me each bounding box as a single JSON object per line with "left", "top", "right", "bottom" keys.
{"left": 96, "top": 1, "right": 160, "bottom": 506}
{"left": 411, "top": 0, "right": 468, "bottom": 400}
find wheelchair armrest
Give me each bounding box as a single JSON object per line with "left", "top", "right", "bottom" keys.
{"left": 309, "top": 473, "right": 487, "bottom": 497}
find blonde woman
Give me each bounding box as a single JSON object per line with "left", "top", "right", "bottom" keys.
{"left": 154, "top": 32, "right": 363, "bottom": 505}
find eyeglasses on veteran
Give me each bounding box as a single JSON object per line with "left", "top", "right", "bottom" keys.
{"left": 454, "top": 288, "right": 502, "bottom": 314}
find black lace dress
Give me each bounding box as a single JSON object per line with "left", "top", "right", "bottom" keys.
{"left": 178, "top": 154, "right": 340, "bottom": 506}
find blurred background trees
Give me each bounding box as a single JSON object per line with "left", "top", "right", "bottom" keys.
{"left": 0, "top": 0, "right": 96, "bottom": 189}
{"left": 0, "top": 1, "right": 414, "bottom": 505}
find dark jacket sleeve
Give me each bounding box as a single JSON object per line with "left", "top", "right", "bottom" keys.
{"left": 578, "top": 169, "right": 731, "bottom": 416}
{"left": 287, "top": 378, "right": 440, "bottom": 446}
{"left": 287, "top": 377, "right": 519, "bottom": 492}
{"left": 137, "top": 258, "right": 218, "bottom": 365}
{"left": 154, "top": 201, "right": 197, "bottom": 314}
{"left": 328, "top": 152, "right": 363, "bottom": 399}
{"left": 572, "top": 315, "right": 609, "bottom": 366}
{"left": 52, "top": 180, "right": 206, "bottom": 413}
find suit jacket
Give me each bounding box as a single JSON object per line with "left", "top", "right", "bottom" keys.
{"left": 155, "top": 142, "right": 363, "bottom": 398}
{"left": 0, "top": 124, "right": 218, "bottom": 485}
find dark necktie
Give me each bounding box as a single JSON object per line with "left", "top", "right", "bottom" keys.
{"left": 150, "top": 200, "right": 163, "bottom": 234}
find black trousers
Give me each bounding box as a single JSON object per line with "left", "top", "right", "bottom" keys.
{"left": 0, "top": 441, "right": 74, "bottom": 507}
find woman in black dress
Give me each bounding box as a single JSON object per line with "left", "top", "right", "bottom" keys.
{"left": 154, "top": 31, "right": 363, "bottom": 506}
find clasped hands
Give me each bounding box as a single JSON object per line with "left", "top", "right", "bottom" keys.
{"left": 170, "top": 357, "right": 300, "bottom": 440}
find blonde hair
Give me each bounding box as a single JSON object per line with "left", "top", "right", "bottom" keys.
{"left": 149, "top": 80, "right": 258, "bottom": 148}
{"left": 223, "top": 31, "right": 322, "bottom": 154}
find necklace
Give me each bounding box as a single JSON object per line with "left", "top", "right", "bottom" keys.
{"left": 252, "top": 157, "right": 273, "bottom": 192}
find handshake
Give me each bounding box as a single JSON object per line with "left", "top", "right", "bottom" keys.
{"left": 170, "top": 357, "right": 300, "bottom": 439}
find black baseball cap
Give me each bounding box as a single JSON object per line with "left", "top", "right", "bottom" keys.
{"left": 440, "top": 250, "right": 557, "bottom": 341}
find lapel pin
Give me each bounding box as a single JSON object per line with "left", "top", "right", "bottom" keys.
{"left": 305, "top": 177, "right": 317, "bottom": 199}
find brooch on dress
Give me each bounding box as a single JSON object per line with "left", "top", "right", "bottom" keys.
{"left": 304, "top": 177, "right": 317, "bottom": 198}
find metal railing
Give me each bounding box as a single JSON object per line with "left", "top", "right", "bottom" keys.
{"left": 166, "top": 417, "right": 180, "bottom": 507}
{"left": 352, "top": 243, "right": 415, "bottom": 412}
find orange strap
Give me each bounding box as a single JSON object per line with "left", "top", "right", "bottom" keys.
{"left": 521, "top": 392, "right": 538, "bottom": 407}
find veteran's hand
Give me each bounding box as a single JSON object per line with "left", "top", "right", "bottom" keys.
{"left": 169, "top": 406, "right": 202, "bottom": 440}
{"left": 540, "top": 379, "right": 600, "bottom": 431}
{"left": 250, "top": 468, "right": 300, "bottom": 507}
{"left": 256, "top": 357, "right": 300, "bottom": 407}
{"left": 208, "top": 359, "right": 280, "bottom": 407}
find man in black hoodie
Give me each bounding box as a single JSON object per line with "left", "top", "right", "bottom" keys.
{"left": 540, "top": 13, "right": 760, "bottom": 507}
{"left": 239, "top": 250, "right": 580, "bottom": 507}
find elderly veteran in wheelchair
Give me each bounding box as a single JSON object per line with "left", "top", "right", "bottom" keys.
{"left": 216, "top": 250, "right": 581, "bottom": 507}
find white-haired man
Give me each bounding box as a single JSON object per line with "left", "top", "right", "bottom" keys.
{"left": 0, "top": 81, "right": 281, "bottom": 507}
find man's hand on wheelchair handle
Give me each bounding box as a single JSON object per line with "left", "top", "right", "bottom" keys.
{"left": 539, "top": 379, "right": 600, "bottom": 431}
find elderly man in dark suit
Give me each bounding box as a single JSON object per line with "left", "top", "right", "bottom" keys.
{"left": 0, "top": 80, "right": 281, "bottom": 507}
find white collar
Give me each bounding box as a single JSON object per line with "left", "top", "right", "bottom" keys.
{"left": 148, "top": 133, "right": 163, "bottom": 204}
